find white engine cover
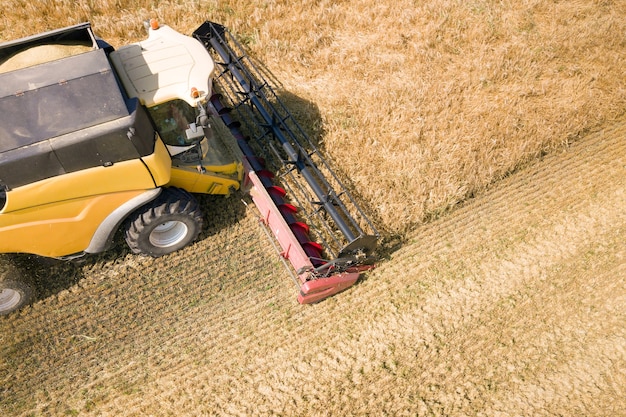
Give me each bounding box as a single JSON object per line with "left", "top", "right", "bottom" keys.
{"left": 109, "top": 24, "right": 215, "bottom": 107}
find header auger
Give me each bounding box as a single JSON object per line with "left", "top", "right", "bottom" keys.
{"left": 0, "top": 19, "right": 378, "bottom": 314}
{"left": 194, "top": 22, "right": 379, "bottom": 303}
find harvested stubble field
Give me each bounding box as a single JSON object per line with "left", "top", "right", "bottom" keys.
{"left": 1, "top": 0, "right": 625, "bottom": 416}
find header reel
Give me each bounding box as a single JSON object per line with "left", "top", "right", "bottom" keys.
{"left": 194, "top": 22, "right": 379, "bottom": 303}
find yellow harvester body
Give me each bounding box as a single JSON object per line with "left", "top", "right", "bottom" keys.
{"left": 0, "top": 22, "right": 242, "bottom": 258}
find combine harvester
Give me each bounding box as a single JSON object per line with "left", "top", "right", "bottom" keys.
{"left": 0, "top": 20, "right": 378, "bottom": 314}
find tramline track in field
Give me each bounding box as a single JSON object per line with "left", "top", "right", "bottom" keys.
{"left": 194, "top": 22, "right": 379, "bottom": 303}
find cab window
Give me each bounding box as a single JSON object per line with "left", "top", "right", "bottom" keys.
{"left": 147, "top": 100, "right": 198, "bottom": 146}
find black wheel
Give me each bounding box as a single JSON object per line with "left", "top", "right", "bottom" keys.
{"left": 124, "top": 188, "right": 203, "bottom": 257}
{"left": 0, "top": 280, "right": 33, "bottom": 316}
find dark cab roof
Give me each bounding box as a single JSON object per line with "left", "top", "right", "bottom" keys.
{"left": 0, "top": 23, "right": 155, "bottom": 190}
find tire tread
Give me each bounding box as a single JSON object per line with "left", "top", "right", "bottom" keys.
{"left": 124, "top": 188, "right": 203, "bottom": 256}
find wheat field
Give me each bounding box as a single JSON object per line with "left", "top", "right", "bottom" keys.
{"left": 1, "top": 0, "right": 625, "bottom": 416}
{"left": 1, "top": 0, "right": 624, "bottom": 234}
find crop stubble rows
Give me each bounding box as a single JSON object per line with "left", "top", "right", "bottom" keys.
{"left": 1, "top": 121, "right": 625, "bottom": 415}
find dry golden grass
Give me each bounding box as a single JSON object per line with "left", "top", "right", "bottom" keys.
{"left": 1, "top": 0, "right": 624, "bottom": 237}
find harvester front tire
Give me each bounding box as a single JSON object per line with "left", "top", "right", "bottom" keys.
{"left": 124, "top": 188, "right": 203, "bottom": 257}
{"left": 0, "top": 280, "right": 33, "bottom": 316}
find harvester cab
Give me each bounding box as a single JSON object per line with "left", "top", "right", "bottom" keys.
{"left": 0, "top": 19, "right": 378, "bottom": 315}
{"left": 108, "top": 20, "right": 244, "bottom": 194}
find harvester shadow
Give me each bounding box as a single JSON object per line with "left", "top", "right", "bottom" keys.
{"left": 242, "top": 51, "right": 325, "bottom": 151}
{"left": 195, "top": 191, "right": 248, "bottom": 241}
{"left": 3, "top": 253, "right": 86, "bottom": 304}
